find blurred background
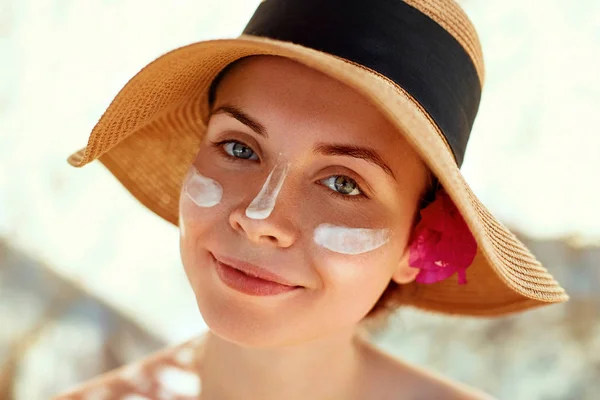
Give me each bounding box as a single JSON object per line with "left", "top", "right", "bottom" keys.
{"left": 1, "top": 0, "right": 599, "bottom": 399}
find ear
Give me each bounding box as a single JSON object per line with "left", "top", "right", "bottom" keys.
{"left": 391, "top": 244, "right": 419, "bottom": 284}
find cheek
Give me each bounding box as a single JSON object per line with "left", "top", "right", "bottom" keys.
{"left": 306, "top": 219, "right": 410, "bottom": 323}
{"left": 178, "top": 168, "right": 226, "bottom": 265}
{"left": 312, "top": 246, "right": 402, "bottom": 323}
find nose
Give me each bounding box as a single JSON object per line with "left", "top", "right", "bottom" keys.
{"left": 229, "top": 204, "right": 298, "bottom": 248}
{"left": 229, "top": 162, "right": 297, "bottom": 248}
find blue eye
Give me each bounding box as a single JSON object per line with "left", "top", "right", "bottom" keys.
{"left": 223, "top": 141, "right": 258, "bottom": 160}
{"left": 320, "top": 175, "right": 362, "bottom": 196}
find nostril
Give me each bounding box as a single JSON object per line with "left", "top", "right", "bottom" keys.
{"left": 265, "top": 235, "right": 277, "bottom": 243}
{"left": 232, "top": 220, "right": 244, "bottom": 233}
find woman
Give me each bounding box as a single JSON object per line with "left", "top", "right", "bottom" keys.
{"left": 55, "top": 0, "right": 568, "bottom": 399}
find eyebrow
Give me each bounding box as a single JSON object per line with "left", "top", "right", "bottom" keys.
{"left": 211, "top": 104, "right": 268, "bottom": 138}
{"left": 211, "top": 104, "right": 394, "bottom": 180}
{"left": 313, "top": 143, "right": 396, "bottom": 180}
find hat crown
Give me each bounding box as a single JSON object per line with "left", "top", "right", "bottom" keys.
{"left": 402, "top": 0, "right": 484, "bottom": 83}
{"left": 250, "top": 0, "right": 484, "bottom": 84}
{"left": 243, "top": 0, "right": 484, "bottom": 167}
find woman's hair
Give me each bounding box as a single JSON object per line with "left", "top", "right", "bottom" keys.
{"left": 207, "top": 58, "right": 440, "bottom": 326}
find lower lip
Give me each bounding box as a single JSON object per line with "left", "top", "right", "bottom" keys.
{"left": 213, "top": 256, "right": 300, "bottom": 296}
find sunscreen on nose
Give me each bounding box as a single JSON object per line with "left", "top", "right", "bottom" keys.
{"left": 246, "top": 162, "right": 290, "bottom": 219}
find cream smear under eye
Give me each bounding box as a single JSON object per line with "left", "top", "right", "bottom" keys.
{"left": 313, "top": 223, "right": 390, "bottom": 255}
{"left": 184, "top": 167, "right": 223, "bottom": 208}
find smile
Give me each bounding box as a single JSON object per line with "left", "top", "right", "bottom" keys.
{"left": 211, "top": 253, "right": 302, "bottom": 296}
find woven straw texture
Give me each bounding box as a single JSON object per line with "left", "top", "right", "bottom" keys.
{"left": 68, "top": 0, "right": 568, "bottom": 316}
{"left": 404, "top": 0, "right": 485, "bottom": 84}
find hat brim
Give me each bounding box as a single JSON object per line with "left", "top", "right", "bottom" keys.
{"left": 68, "top": 35, "right": 568, "bottom": 316}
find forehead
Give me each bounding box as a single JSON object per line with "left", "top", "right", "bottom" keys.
{"left": 212, "top": 56, "right": 427, "bottom": 175}
{"left": 215, "top": 57, "right": 392, "bottom": 138}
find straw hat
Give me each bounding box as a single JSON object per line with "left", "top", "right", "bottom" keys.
{"left": 67, "top": 0, "right": 568, "bottom": 316}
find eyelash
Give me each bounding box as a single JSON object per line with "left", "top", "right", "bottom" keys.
{"left": 211, "top": 139, "right": 261, "bottom": 163}
{"left": 209, "top": 139, "right": 368, "bottom": 202}
{"left": 324, "top": 187, "right": 365, "bottom": 202}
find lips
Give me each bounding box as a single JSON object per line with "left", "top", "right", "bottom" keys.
{"left": 211, "top": 253, "right": 302, "bottom": 296}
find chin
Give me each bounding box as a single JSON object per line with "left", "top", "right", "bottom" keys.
{"left": 194, "top": 286, "right": 364, "bottom": 349}
{"left": 181, "top": 247, "right": 364, "bottom": 348}
{"left": 195, "top": 292, "right": 308, "bottom": 348}
{"left": 183, "top": 253, "right": 300, "bottom": 348}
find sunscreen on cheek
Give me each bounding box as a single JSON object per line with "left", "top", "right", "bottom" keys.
{"left": 184, "top": 168, "right": 223, "bottom": 208}
{"left": 313, "top": 223, "right": 390, "bottom": 255}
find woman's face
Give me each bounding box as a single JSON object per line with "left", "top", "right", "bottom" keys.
{"left": 179, "top": 56, "right": 428, "bottom": 347}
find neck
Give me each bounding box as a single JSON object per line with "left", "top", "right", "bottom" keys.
{"left": 198, "top": 328, "right": 368, "bottom": 400}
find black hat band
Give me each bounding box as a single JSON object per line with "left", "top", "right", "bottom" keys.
{"left": 243, "top": 0, "right": 481, "bottom": 167}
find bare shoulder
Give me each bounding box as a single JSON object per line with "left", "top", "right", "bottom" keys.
{"left": 360, "top": 340, "right": 495, "bottom": 400}
{"left": 52, "top": 335, "right": 206, "bottom": 400}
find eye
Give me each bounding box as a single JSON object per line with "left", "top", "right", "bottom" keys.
{"left": 222, "top": 141, "right": 258, "bottom": 160}
{"left": 320, "top": 175, "right": 362, "bottom": 196}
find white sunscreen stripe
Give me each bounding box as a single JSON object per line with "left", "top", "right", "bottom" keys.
{"left": 184, "top": 167, "right": 223, "bottom": 208}
{"left": 245, "top": 162, "right": 290, "bottom": 219}
{"left": 313, "top": 223, "right": 390, "bottom": 255}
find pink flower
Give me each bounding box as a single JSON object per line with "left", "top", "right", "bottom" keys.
{"left": 409, "top": 190, "right": 477, "bottom": 285}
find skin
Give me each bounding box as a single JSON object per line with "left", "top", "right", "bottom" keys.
{"left": 55, "top": 56, "right": 491, "bottom": 400}
{"left": 177, "top": 56, "right": 489, "bottom": 399}
{"left": 180, "top": 55, "right": 428, "bottom": 349}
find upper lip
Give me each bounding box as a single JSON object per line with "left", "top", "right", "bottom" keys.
{"left": 212, "top": 253, "right": 300, "bottom": 287}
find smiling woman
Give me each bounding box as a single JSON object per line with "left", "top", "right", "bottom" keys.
{"left": 179, "top": 56, "right": 431, "bottom": 352}
{"left": 55, "top": 0, "right": 567, "bottom": 399}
